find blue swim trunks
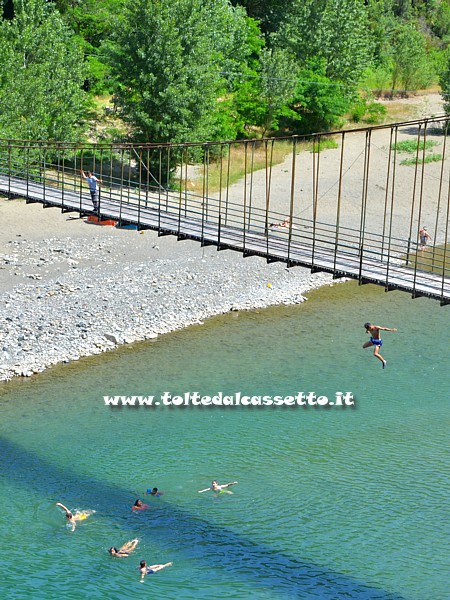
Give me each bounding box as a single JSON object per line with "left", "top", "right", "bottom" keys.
{"left": 370, "top": 338, "right": 383, "bottom": 347}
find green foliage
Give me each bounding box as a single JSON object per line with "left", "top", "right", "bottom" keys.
{"left": 400, "top": 153, "right": 442, "bottom": 165}
{"left": 233, "top": 48, "right": 299, "bottom": 136}
{"left": 105, "top": 0, "right": 257, "bottom": 143}
{"left": 391, "top": 139, "right": 438, "bottom": 152}
{"left": 52, "top": 0, "right": 124, "bottom": 48}
{"left": 366, "top": 0, "right": 397, "bottom": 68}
{"left": 391, "top": 24, "right": 435, "bottom": 92}
{"left": 429, "top": 1, "right": 450, "bottom": 41}
{"left": 51, "top": 0, "right": 125, "bottom": 94}
{"left": 309, "top": 137, "right": 338, "bottom": 152}
{"left": 350, "top": 100, "right": 368, "bottom": 123}
{"left": 275, "top": 0, "right": 372, "bottom": 87}
{"left": 440, "top": 47, "right": 450, "bottom": 113}
{"left": 1, "top": 0, "right": 447, "bottom": 145}
{"left": 282, "top": 63, "right": 351, "bottom": 134}
{"left": 0, "top": 0, "right": 88, "bottom": 141}
{"left": 229, "top": 0, "right": 296, "bottom": 35}
{"left": 85, "top": 55, "right": 112, "bottom": 95}
{"left": 350, "top": 97, "right": 387, "bottom": 124}
{"left": 365, "top": 102, "right": 388, "bottom": 124}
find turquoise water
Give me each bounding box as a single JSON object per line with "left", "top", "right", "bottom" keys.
{"left": 0, "top": 282, "right": 448, "bottom": 599}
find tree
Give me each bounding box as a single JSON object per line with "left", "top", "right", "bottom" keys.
{"left": 49, "top": 0, "right": 125, "bottom": 93}
{"left": 0, "top": 0, "right": 87, "bottom": 141}
{"left": 271, "top": 0, "right": 371, "bottom": 132}
{"left": 235, "top": 48, "right": 297, "bottom": 136}
{"left": 440, "top": 46, "right": 450, "bottom": 113}
{"left": 284, "top": 61, "right": 352, "bottom": 134}
{"left": 230, "top": 0, "right": 296, "bottom": 35}
{"left": 391, "top": 24, "right": 434, "bottom": 92}
{"left": 275, "top": 0, "right": 371, "bottom": 87}
{"left": 105, "top": 0, "right": 257, "bottom": 144}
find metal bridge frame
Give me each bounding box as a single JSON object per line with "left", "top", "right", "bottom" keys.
{"left": 0, "top": 116, "right": 449, "bottom": 304}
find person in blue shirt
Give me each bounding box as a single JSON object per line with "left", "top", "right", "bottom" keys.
{"left": 81, "top": 169, "right": 102, "bottom": 211}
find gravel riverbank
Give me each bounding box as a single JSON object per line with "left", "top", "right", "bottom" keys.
{"left": 0, "top": 200, "right": 333, "bottom": 380}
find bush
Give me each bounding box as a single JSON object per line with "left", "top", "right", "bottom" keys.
{"left": 350, "top": 98, "right": 387, "bottom": 124}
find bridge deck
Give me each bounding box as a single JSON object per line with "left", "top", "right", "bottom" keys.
{"left": 1, "top": 175, "right": 449, "bottom": 304}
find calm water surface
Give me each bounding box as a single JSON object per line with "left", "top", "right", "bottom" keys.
{"left": 0, "top": 282, "right": 448, "bottom": 599}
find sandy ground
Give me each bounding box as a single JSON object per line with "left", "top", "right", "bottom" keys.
{"left": 0, "top": 198, "right": 199, "bottom": 293}
{"left": 220, "top": 93, "right": 447, "bottom": 244}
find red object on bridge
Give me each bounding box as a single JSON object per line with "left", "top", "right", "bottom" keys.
{"left": 87, "top": 216, "right": 117, "bottom": 226}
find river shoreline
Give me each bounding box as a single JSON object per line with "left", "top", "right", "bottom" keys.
{"left": 0, "top": 197, "right": 336, "bottom": 381}
{"left": 1, "top": 94, "right": 444, "bottom": 381}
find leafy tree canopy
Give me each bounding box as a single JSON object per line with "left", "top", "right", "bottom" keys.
{"left": 0, "top": 0, "right": 87, "bottom": 141}
{"left": 105, "top": 0, "right": 260, "bottom": 143}
{"left": 274, "top": 0, "right": 372, "bottom": 88}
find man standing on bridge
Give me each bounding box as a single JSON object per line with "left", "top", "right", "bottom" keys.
{"left": 81, "top": 169, "right": 102, "bottom": 212}
{"left": 419, "top": 226, "right": 432, "bottom": 251}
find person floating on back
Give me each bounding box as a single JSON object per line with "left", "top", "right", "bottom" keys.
{"left": 109, "top": 539, "right": 139, "bottom": 557}
{"left": 198, "top": 480, "right": 238, "bottom": 494}
{"left": 139, "top": 560, "right": 173, "bottom": 581}
{"left": 363, "top": 323, "right": 397, "bottom": 369}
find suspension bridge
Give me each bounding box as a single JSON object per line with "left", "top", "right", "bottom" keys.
{"left": 0, "top": 115, "right": 449, "bottom": 304}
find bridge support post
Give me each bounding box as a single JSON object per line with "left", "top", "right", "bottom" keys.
{"left": 405, "top": 238, "right": 411, "bottom": 266}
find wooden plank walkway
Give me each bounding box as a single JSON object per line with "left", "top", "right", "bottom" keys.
{"left": 1, "top": 174, "right": 449, "bottom": 304}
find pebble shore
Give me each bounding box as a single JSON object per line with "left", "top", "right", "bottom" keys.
{"left": 0, "top": 229, "right": 334, "bottom": 381}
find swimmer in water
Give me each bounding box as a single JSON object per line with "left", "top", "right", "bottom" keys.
{"left": 139, "top": 560, "right": 173, "bottom": 580}
{"left": 145, "top": 487, "right": 163, "bottom": 497}
{"left": 109, "top": 539, "right": 139, "bottom": 557}
{"left": 56, "top": 502, "right": 94, "bottom": 531}
{"left": 132, "top": 499, "right": 150, "bottom": 511}
{"left": 198, "top": 480, "right": 238, "bottom": 494}
{"left": 363, "top": 323, "right": 397, "bottom": 369}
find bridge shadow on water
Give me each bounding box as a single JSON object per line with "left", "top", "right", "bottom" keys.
{"left": 0, "top": 436, "right": 406, "bottom": 599}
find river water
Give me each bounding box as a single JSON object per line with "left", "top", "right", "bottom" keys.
{"left": 0, "top": 281, "right": 448, "bottom": 599}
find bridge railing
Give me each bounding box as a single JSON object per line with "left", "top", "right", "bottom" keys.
{"left": 1, "top": 148, "right": 448, "bottom": 283}
{"left": 0, "top": 125, "right": 449, "bottom": 301}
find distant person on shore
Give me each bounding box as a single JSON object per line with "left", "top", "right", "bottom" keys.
{"left": 198, "top": 480, "right": 238, "bottom": 494}
{"left": 145, "top": 487, "right": 163, "bottom": 497}
{"left": 363, "top": 323, "right": 397, "bottom": 369}
{"left": 132, "top": 499, "right": 150, "bottom": 511}
{"left": 56, "top": 502, "right": 94, "bottom": 531}
{"left": 419, "top": 226, "right": 431, "bottom": 251}
{"left": 81, "top": 169, "right": 102, "bottom": 212}
{"left": 139, "top": 560, "right": 173, "bottom": 580}
{"left": 109, "top": 539, "right": 139, "bottom": 557}
{"left": 270, "top": 217, "right": 291, "bottom": 229}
